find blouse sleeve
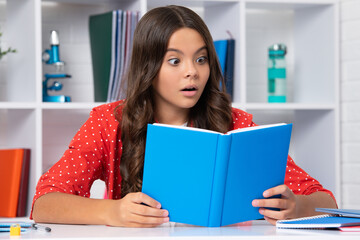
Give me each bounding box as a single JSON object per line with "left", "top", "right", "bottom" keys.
{"left": 285, "top": 155, "right": 336, "bottom": 202}
{"left": 231, "top": 108, "right": 336, "bottom": 203}
{"left": 30, "top": 107, "right": 109, "bottom": 218}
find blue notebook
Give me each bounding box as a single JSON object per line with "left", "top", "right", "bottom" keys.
{"left": 316, "top": 208, "right": 360, "bottom": 218}
{"left": 0, "top": 222, "right": 32, "bottom": 232}
{"left": 142, "top": 123, "right": 292, "bottom": 227}
{"left": 276, "top": 214, "right": 360, "bottom": 229}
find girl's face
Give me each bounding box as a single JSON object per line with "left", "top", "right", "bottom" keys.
{"left": 152, "top": 27, "right": 210, "bottom": 122}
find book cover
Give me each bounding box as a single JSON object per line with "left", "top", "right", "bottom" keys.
{"left": 16, "top": 149, "right": 31, "bottom": 217}
{"left": 142, "top": 123, "right": 292, "bottom": 227}
{"left": 316, "top": 208, "right": 360, "bottom": 218}
{"left": 0, "top": 149, "right": 25, "bottom": 217}
{"left": 213, "top": 40, "right": 228, "bottom": 75}
{"left": 224, "top": 39, "right": 235, "bottom": 100}
{"left": 276, "top": 214, "right": 360, "bottom": 229}
{"left": 107, "top": 10, "right": 120, "bottom": 103}
{"left": 89, "top": 11, "right": 113, "bottom": 102}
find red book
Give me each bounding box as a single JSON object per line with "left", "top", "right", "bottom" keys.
{"left": 340, "top": 225, "right": 360, "bottom": 232}
{"left": 17, "top": 149, "right": 30, "bottom": 216}
{"left": 0, "top": 149, "right": 30, "bottom": 217}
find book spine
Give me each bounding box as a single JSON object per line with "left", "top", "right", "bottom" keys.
{"left": 208, "top": 134, "right": 232, "bottom": 227}
{"left": 16, "top": 149, "right": 30, "bottom": 217}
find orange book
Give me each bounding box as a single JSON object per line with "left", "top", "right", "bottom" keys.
{"left": 17, "top": 149, "right": 30, "bottom": 216}
{"left": 0, "top": 149, "right": 25, "bottom": 217}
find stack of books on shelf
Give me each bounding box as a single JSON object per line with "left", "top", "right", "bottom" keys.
{"left": 89, "top": 10, "right": 140, "bottom": 102}
{"left": 0, "top": 148, "right": 30, "bottom": 217}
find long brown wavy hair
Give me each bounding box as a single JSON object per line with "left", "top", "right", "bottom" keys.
{"left": 116, "top": 5, "right": 233, "bottom": 198}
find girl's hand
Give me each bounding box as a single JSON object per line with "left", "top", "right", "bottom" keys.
{"left": 106, "top": 192, "right": 169, "bottom": 227}
{"left": 252, "top": 185, "right": 298, "bottom": 225}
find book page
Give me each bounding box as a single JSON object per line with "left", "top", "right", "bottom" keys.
{"left": 153, "top": 123, "right": 288, "bottom": 135}
{"left": 153, "top": 123, "right": 221, "bottom": 134}
{"left": 227, "top": 123, "right": 286, "bottom": 134}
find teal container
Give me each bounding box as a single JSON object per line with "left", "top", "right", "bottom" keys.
{"left": 268, "top": 44, "right": 287, "bottom": 103}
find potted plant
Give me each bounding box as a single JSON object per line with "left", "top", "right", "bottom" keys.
{"left": 0, "top": 31, "right": 16, "bottom": 60}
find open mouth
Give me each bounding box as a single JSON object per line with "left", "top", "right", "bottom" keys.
{"left": 181, "top": 85, "right": 198, "bottom": 92}
{"left": 182, "top": 87, "right": 196, "bottom": 91}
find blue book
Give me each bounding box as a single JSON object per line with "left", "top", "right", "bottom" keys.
{"left": 214, "top": 39, "right": 235, "bottom": 100}
{"left": 276, "top": 215, "right": 360, "bottom": 229}
{"left": 225, "top": 39, "right": 235, "bottom": 100}
{"left": 316, "top": 208, "right": 360, "bottom": 218}
{"left": 142, "top": 123, "right": 292, "bottom": 227}
{"left": 213, "top": 40, "right": 228, "bottom": 74}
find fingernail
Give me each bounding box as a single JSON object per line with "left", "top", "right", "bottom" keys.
{"left": 252, "top": 200, "right": 258, "bottom": 207}
{"left": 259, "top": 209, "right": 264, "bottom": 214}
{"left": 163, "top": 217, "right": 169, "bottom": 223}
{"left": 263, "top": 191, "right": 269, "bottom": 197}
{"left": 162, "top": 211, "right": 168, "bottom": 216}
{"left": 156, "top": 204, "right": 161, "bottom": 209}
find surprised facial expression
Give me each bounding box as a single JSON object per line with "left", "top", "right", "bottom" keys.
{"left": 152, "top": 27, "right": 210, "bottom": 113}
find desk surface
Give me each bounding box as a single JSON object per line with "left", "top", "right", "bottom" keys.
{"left": 1, "top": 219, "right": 360, "bottom": 240}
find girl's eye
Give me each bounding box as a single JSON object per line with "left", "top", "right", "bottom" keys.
{"left": 196, "top": 56, "right": 208, "bottom": 64}
{"left": 168, "top": 58, "right": 180, "bottom": 65}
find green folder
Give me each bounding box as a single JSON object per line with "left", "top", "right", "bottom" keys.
{"left": 89, "top": 12, "right": 113, "bottom": 102}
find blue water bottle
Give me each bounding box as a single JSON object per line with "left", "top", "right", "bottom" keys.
{"left": 268, "top": 43, "right": 287, "bottom": 103}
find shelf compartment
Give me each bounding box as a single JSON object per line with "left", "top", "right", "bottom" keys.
{"left": 245, "top": 1, "right": 338, "bottom": 104}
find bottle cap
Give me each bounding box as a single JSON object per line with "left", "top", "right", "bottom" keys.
{"left": 268, "top": 43, "right": 287, "bottom": 56}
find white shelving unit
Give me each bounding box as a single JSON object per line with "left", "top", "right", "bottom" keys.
{"left": 0, "top": 0, "right": 340, "bottom": 216}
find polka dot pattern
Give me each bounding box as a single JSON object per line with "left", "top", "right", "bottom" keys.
{"left": 231, "top": 108, "right": 335, "bottom": 201}
{"left": 30, "top": 102, "right": 335, "bottom": 219}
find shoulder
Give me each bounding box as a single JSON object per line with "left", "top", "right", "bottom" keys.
{"left": 92, "top": 100, "right": 125, "bottom": 114}
{"left": 90, "top": 100, "right": 125, "bottom": 120}
{"left": 230, "top": 107, "right": 254, "bottom": 130}
{"left": 87, "top": 100, "right": 125, "bottom": 130}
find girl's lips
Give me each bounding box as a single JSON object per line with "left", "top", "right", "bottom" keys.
{"left": 181, "top": 85, "right": 198, "bottom": 97}
{"left": 181, "top": 89, "right": 198, "bottom": 97}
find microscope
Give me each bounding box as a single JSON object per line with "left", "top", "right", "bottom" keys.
{"left": 42, "top": 30, "right": 71, "bottom": 102}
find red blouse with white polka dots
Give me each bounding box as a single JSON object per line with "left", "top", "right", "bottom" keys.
{"left": 31, "top": 100, "right": 335, "bottom": 218}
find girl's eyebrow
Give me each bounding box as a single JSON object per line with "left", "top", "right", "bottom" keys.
{"left": 166, "top": 46, "right": 207, "bottom": 55}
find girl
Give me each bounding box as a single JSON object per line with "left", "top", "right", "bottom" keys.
{"left": 32, "top": 5, "right": 337, "bottom": 227}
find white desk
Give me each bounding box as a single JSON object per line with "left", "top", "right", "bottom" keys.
{"left": 1, "top": 220, "right": 360, "bottom": 240}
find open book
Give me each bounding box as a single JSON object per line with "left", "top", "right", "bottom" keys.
{"left": 142, "top": 123, "right": 292, "bottom": 227}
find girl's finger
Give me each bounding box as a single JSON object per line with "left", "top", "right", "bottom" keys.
{"left": 129, "top": 213, "right": 169, "bottom": 225}
{"left": 129, "top": 192, "right": 162, "bottom": 209}
{"left": 263, "top": 216, "right": 277, "bottom": 226}
{"left": 252, "top": 198, "right": 289, "bottom": 209}
{"left": 260, "top": 207, "right": 293, "bottom": 220}
{"left": 130, "top": 203, "right": 169, "bottom": 217}
{"left": 263, "top": 185, "right": 292, "bottom": 198}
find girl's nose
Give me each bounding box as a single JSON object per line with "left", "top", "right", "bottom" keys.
{"left": 184, "top": 62, "right": 199, "bottom": 79}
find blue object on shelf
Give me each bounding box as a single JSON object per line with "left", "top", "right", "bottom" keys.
{"left": 43, "top": 73, "right": 71, "bottom": 102}
{"left": 42, "top": 30, "right": 72, "bottom": 103}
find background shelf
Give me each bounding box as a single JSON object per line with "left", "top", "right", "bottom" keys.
{"left": 0, "top": 0, "right": 340, "bottom": 216}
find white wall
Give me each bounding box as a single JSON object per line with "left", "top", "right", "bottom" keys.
{"left": 340, "top": 0, "right": 360, "bottom": 209}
